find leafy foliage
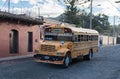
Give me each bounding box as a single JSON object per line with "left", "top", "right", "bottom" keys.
{"left": 57, "top": 0, "right": 111, "bottom": 34}
{"left": 59, "top": 0, "right": 81, "bottom": 26}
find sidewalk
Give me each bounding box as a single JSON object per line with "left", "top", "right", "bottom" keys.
{"left": 0, "top": 54, "right": 34, "bottom": 62}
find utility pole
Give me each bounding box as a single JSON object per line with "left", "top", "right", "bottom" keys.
{"left": 89, "top": 0, "right": 93, "bottom": 29}
{"left": 8, "top": 0, "right": 10, "bottom": 12}
{"left": 81, "top": 5, "right": 85, "bottom": 28}
{"left": 113, "top": 16, "right": 116, "bottom": 45}
{"left": 12, "top": 6, "right": 14, "bottom": 13}
{"left": 38, "top": 7, "right": 40, "bottom": 17}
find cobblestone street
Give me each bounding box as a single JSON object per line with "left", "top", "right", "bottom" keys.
{"left": 0, "top": 45, "right": 120, "bottom": 79}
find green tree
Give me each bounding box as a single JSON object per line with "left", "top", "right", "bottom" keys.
{"left": 57, "top": 0, "right": 111, "bottom": 34}
{"left": 92, "top": 14, "right": 110, "bottom": 29}
{"left": 59, "top": 0, "right": 81, "bottom": 27}
{"left": 94, "top": 26, "right": 103, "bottom": 33}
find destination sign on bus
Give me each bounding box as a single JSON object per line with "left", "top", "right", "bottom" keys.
{"left": 45, "top": 28, "right": 72, "bottom": 33}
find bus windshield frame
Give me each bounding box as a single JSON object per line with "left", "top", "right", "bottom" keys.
{"left": 44, "top": 27, "right": 73, "bottom": 41}
{"left": 44, "top": 33, "right": 73, "bottom": 41}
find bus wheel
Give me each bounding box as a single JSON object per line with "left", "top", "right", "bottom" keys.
{"left": 83, "top": 50, "right": 93, "bottom": 60}
{"left": 63, "top": 53, "right": 71, "bottom": 68}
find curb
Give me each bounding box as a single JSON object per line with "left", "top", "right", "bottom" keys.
{"left": 0, "top": 54, "right": 34, "bottom": 62}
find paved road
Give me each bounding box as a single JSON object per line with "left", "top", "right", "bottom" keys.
{"left": 0, "top": 45, "right": 120, "bottom": 79}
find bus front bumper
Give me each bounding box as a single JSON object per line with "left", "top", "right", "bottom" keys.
{"left": 34, "top": 54, "right": 64, "bottom": 65}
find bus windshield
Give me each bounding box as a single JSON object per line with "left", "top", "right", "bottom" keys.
{"left": 45, "top": 34, "right": 72, "bottom": 41}
{"left": 44, "top": 27, "right": 72, "bottom": 41}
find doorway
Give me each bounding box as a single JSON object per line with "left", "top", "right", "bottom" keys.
{"left": 10, "top": 30, "right": 19, "bottom": 53}
{"left": 28, "top": 32, "right": 33, "bottom": 52}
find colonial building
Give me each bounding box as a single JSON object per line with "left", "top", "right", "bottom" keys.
{"left": 0, "top": 11, "right": 43, "bottom": 58}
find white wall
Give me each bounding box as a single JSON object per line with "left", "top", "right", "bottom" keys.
{"left": 100, "top": 35, "right": 116, "bottom": 46}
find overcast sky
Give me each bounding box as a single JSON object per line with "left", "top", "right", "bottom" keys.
{"left": 0, "top": 0, "right": 120, "bottom": 25}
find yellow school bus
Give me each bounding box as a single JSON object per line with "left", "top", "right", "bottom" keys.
{"left": 34, "top": 24, "right": 99, "bottom": 67}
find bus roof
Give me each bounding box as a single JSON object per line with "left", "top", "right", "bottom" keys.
{"left": 46, "top": 24, "right": 99, "bottom": 35}
{"left": 65, "top": 26, "right": 99, "bottom": 35}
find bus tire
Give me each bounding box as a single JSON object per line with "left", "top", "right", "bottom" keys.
{"left": 83, "top": 50, "right": 93, "bottom": 60}
{"left": 63, "top": 53, "right": 71, "bottom": 68}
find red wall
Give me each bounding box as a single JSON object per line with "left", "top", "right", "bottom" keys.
{"left": 0, "top": 22, "right": 40, "bottom": 58}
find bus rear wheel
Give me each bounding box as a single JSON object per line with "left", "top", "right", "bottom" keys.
{"left": 83, "top": 50, "right": 93, "bottom": 60}
{"left": 63, "top": 53, "right": 71, "bottom": 68}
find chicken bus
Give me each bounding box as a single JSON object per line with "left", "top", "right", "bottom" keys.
{"left": 34, "top": 24, "right": 99, "bottom": 67}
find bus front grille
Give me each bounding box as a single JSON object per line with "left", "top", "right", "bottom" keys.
{"left": 41, "top": 45, "right": 55, "bottom": 52}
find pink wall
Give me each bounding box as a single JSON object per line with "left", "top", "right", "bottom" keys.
{"left": 0, "top": 22, "right": 40, "bottom": 58}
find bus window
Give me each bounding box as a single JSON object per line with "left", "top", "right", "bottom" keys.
{"left": 84, "top": 35, "right": 88, "bottom": 41}
{"left": 72, "top": 35, "right": 78, "bottom": 42}
{"left": 88, "top": 36, "right": 91, "bottom": 41}
{"left": 44, "top": 27, "right": 72, "bottom": 41}
{"left": 81, "top": 35, "right": 84, "bottom": 41}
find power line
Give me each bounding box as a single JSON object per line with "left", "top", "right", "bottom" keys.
{"left": 1, "top": 0, "right": 8, "bottom": 11}
{"left": 106, "top": 0, "right": 120, "bottom": 13}
{"left": 20, "top": 0, "right": 26, "bottom": 9}
{"left": 19, "top": 0, "right": 27, "bottom": 14}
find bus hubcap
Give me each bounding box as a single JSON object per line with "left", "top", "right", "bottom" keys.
{"left": 65, "top": 56, "right": 69, "bottom": 66}
{"left": 89, "top": 52, "right": 92, "bottom": 59}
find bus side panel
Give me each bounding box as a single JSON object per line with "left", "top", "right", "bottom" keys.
{"left": 71, "top": 42, "right": 90, "bottom": 58}
{"left": 71, "top": 40, "right": 98, "bottom": 59}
